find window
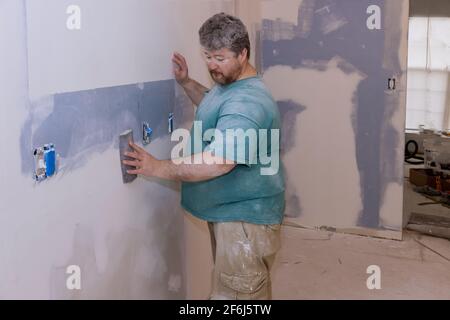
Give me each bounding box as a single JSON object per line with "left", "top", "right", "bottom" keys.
{"left": 406, "top": 17, "right": 450, "bottom": 131}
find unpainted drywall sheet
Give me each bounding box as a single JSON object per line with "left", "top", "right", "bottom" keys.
{"left": 0, "top": 0, "right": 233, "bottom": 299}
{"left": 26, "top": 0, "right": 234, "bottom": 100}
{"left": 261, "top": 0, "right": 409, "bottom": 236}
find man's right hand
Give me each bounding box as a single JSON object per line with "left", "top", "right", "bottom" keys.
{"left": 173, "top": 52, "right": 190, "bottom": 86}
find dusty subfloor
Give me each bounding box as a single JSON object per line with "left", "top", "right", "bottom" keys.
{"left": 271, "top": 225, "right": 450, "bottom": 299}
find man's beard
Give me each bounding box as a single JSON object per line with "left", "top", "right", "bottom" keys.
{"left": 210, "top": 66, "right": 242, "bottom": 85}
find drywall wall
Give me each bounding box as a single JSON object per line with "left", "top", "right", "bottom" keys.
{"left": 259, "top": 0, "right": 409, "bottom": 238}
{"left": 0, "top": 0, "right": 233, "bottom": 299}
{"left": 234, "top": 0, "right": 262, "bottom": 68}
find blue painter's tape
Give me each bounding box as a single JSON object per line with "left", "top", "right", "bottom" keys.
{"left": 44, "top": 145, "right": 56, "bottom": 177}
{"left": 145, "top": 126, "right": 153, "bottom": 136}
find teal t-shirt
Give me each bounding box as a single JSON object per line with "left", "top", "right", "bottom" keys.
{"left": 180, "top": 76, "right": 285, "bottom": 225}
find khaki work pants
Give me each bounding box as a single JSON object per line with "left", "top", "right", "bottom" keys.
{"left": 207, "top": 221, "right": 281, "bottom": 300}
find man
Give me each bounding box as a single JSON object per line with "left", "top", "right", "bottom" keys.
{"left": 123, "top": 13, "right": 285, "bottom": 300}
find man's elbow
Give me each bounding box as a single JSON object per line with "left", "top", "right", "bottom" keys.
{"left": 219, "top": 163, "right": 236, "bottom": 175}
{"left": 202, "top": 152, "right": 237, "bottom": 177}
{"left": 215, "top": 163, "right": 236, "bottom": 176}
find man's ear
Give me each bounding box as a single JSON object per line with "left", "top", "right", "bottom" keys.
{"left": 238, "top": 48, "right": 248, "bottom": 63}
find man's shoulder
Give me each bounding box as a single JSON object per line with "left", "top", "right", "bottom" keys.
{"left": 226, "top": 80, "right": 274, "bottom": 106}
{"left": 214, "top": 78, "right": 279, "bottom": 127}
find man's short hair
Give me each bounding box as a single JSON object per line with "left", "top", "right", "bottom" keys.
{"left": 199, "top": 13, "right": 251, "bottom": 59}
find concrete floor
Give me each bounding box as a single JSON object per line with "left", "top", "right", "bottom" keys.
{"left": 272, "top": 225, "right": 450, "bottom": 299}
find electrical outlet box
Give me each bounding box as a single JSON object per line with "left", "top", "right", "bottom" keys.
{"left": 33, "top": 144, "right": 56, "bottom": 182}
{"left": 143, "top": 122, "right": 153, "bottom": 145}
{"left": 168, "top": 113, "right": 174, "bottom": 134}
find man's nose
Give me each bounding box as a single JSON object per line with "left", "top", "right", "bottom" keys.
{"left": 207, "top": 60, "right": 219, "bottom": 70}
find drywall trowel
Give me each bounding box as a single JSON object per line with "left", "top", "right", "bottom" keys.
{"left": 119, "top": 129, "right": 138, "bottom": 184}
